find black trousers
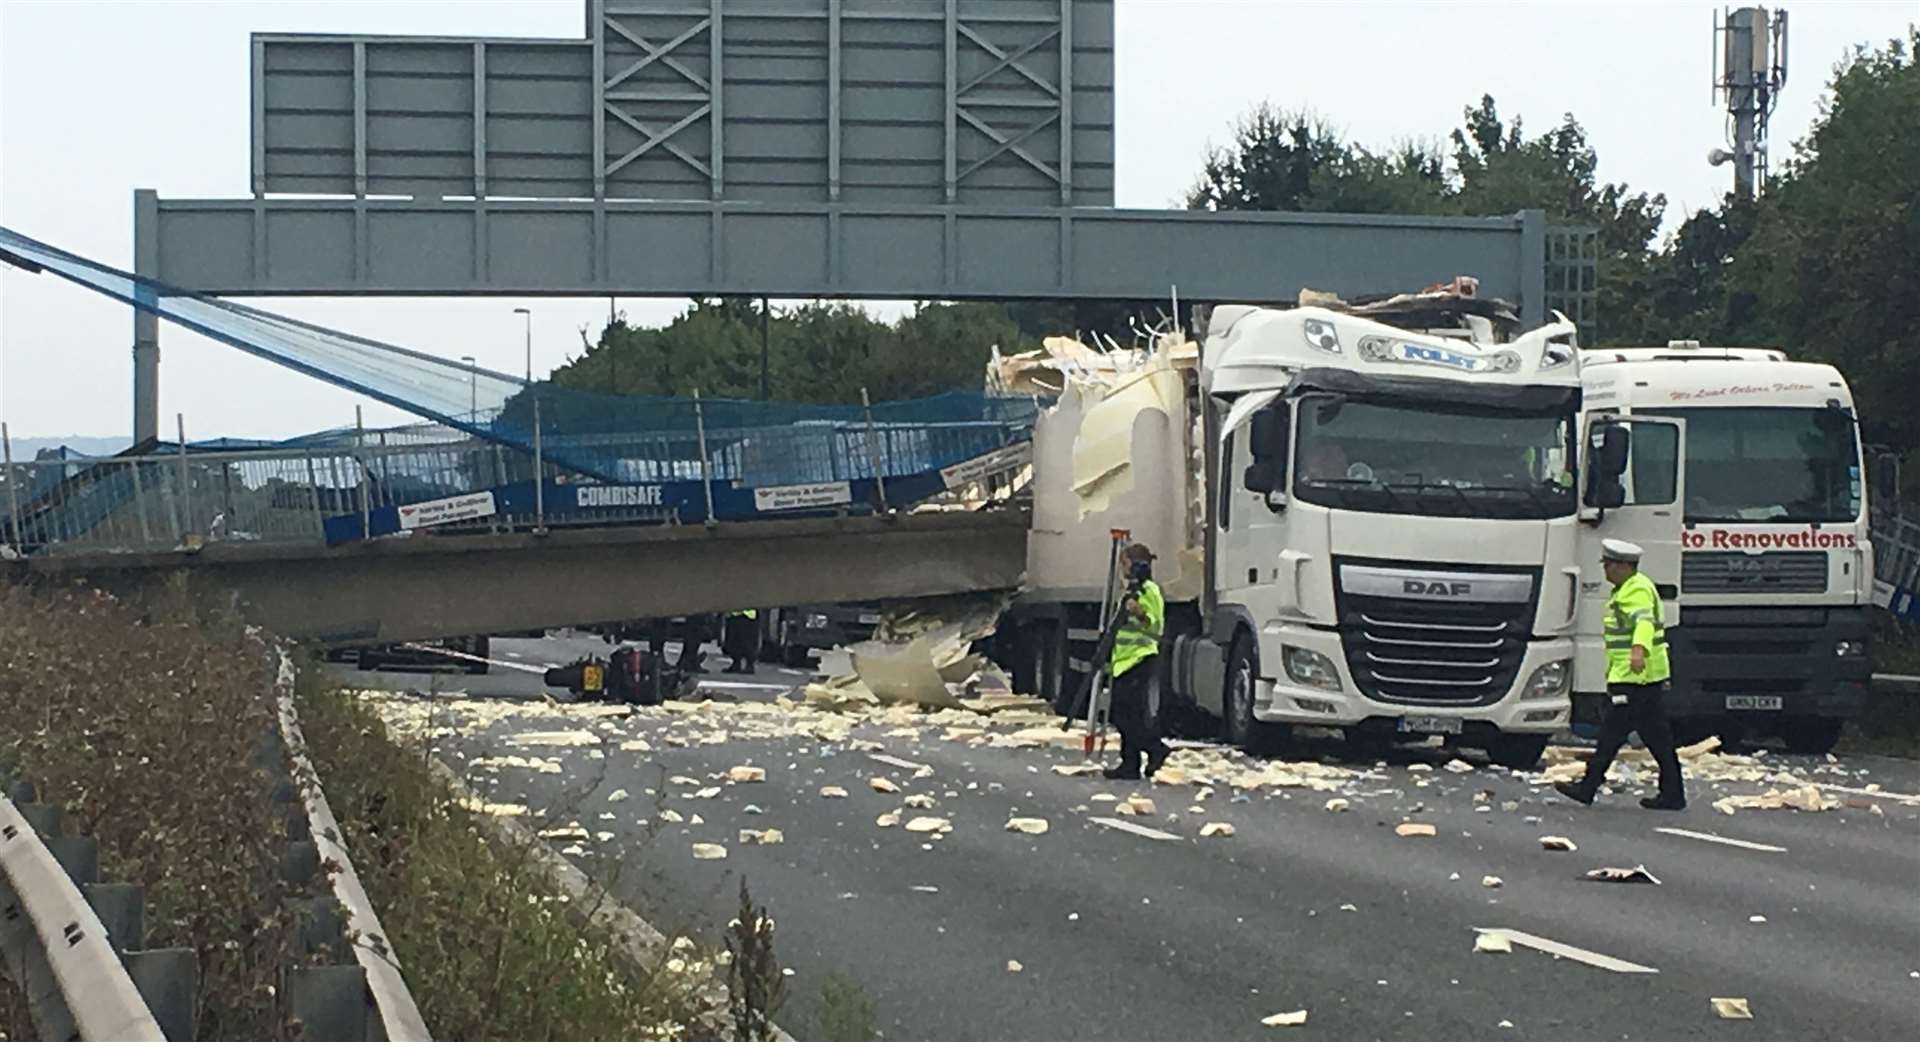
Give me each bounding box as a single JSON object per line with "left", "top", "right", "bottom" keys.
{"left": 1579, "top": 682, "right": 1683, "bottom": 801}
{"left": 1110, "top": 663, "right": 1168, "bottom": 771}
{"left": 722, "top": 615, "right": 760, "bottom": 670}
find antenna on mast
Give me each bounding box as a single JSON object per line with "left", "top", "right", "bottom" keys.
{"left": 1709, "top": 7, "right": 1789, "bottom": 201}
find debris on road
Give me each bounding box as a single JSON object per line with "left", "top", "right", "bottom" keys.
{"left": 659, "top": 809, "right": 685, "bottom": 823}
{"left": 1052, "top": 763, "right": 1102, "bottom": 777}
{"left": 911, "top": 885, "right": 939, "bottom": 893}
{"left": 726, "top": 765, "right": 767, "bottom": 783}
{"left": 1749, "top": 915, "right": 1767, "bottom": 923}
{"left": 1710, "top": 997, "right": 1753, "bottom": 1020}
{"left": 820, "top": 785, "right": 850, "bottom": 799}
{"left": 1474, "top": 932, "right": 1513, "bottom": 954}
{"left": 1444, "top": 758, "right": 1475, "bottom": 773}
{"left": 457, "top": 797, "right": 528, "bottom": 817}
{"left": 1585, "top": 865, "right": 1662, "bottom": 885}
{"left": 466, "top": 754, "right": 563, "bottom": 775}
{"left": 605, "top": 788, "right": 630, "bottom": 803}
{"left": 870, "top": 752, "right": 935, "bottom": 775}
{"left": 1711, "top": 784, "right": 1837, "bottom": 814}
{"left": 1395, "top": 823, "right": 1438, "bottom": 838}
{"left": 904, "top": 793, "right": 938, "bottom": 809}
{"left": 738, "top": 828, "right": 784, "bottom": 845}
{"left": 1481, "top": 876, "right": 1503, "bottom": 889}
{"left": 1539, "top": 835, "right": 1578, "bottom": 852}
{"left": 904, "top": 816, "right": 953, "bottom": 834}
{"left": 539, "top": 824, "right": 589, "bottom": 841}
{"left": 691, "top": 786, "right": 722, "bottom": 799}
{"left": 690, "top": 843, "right": 728, "bottom": 860}
{"left": 876, "top": 811, "right": 902, "bottom": 828}
{"left": 1006, "top": 817, "right": 1050, "bottom": 835}
{"left": 1199, "top": 822, "right": 1235, "bottom": 838}
{"left": 1261, "top": 1010, "right": 1309, "bottom": 1027}
{"left": 870, "top": 777, "right": 902, "bottom": 794}
{"left": 508, "top": 729, "right": 600, "bottom": 747}
{"left": 1116, "top": 795, "right": 1157, "bottom": 816}
{"left": 1324, "top": 798, "right": 1350, "bottom": 813}
{"left": 1007, "top": 959, "right": 1024, "bottom": 973}
{"left": 1151, "top": 766, "right": 1190, "bottom": 786}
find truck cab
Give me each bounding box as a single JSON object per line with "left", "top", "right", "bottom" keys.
{"left": 1580, "top": 344, "right": 1874, "bottom": 752}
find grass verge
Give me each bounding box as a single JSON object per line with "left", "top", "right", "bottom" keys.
{"left": 0, "top": 580, "right": 305, "bottom": 1040}
{"left": 291, "top": 660, "right": 734, "bottom": 1041}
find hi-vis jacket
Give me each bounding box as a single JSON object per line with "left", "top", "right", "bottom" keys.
{"left": 1605, "top": 571, "right": 1670, "bottom": 685}
{"left": 1110, "top": 579, "right": 1164, "bottom": 679}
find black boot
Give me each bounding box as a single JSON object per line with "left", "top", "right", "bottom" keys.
{"left": 1144, "top": 747, "right": 1170, "bottom": 778}
{"left": 1553, "top": 781, "right": 1596, "bottom": 806}
{"left": 1639, "top": 794, "right": 1686, "bottom": 811}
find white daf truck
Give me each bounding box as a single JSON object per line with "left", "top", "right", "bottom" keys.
{"left": 1579, "top": 343, "right": 1877, "bottom": 753}
{"left": 994, "top": 294, "right": 1686, "bottom": 768}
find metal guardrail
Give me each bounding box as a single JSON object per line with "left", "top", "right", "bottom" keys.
{"left": 1, "top": 414, "right": 1031, "bottom": 557}
{"left": 0, "top": 789, "right": 169, "bottom": 1042}
{"left": 273, "top": 650, "right": 434, "bottom": 1042}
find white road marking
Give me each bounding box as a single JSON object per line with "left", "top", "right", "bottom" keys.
{"left": 1089, "top": 816, "right": 1180, "bottom": 842}
{"left": 870, "top": 753, "right": 933, "bottom": 773}
{"left": 1654, "top": 827, "right": 1787, "bottom": 853}
{"left": 777, "top": 668, "right": 810, "bottom": 676}
{"left": 1816, "top": 783, "right": 1920, "bottom": 806}
{"left": 697, "top": 679, "right": 793, "bottom": 692}
{"left": 1472, "top": 928, "right": 1658, "bottom": 974}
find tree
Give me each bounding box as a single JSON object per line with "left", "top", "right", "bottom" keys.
{"left": 1184, "top": 96, "right": 1665, "bottom": 343}
{"left": 1727, "top": 31, "right": 1920, "bottom": 451}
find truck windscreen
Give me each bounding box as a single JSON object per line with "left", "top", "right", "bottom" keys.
{"left": 1639, "top": 406, "right": 1861, "bottom": 523}
{"left": 1291, "top": 397, "right": 1575, "bottom": 520}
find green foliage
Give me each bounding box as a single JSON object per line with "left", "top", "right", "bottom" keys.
{"left": 552, "top": 299, "right": 1028, "bottom": 405}
{"left": 814, "top": 972, "right": 880, "bottom": 1042}
{"left": 1725, "top": 31, "right": 1920, "bottom": 449}
{"left": 0, "top": 583, "right": 304, "bottom": 1041}
{"left": 724, "top": 877, "right": 786, "bottom": 1042}
{"left": 1186, "top": 96, "right": 1665, "bottom": 342}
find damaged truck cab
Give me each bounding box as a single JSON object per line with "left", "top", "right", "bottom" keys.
{"left": 999, "top": 295, "right": 1679, "bottom": 769}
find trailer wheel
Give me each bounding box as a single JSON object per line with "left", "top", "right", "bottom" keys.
{"left": 1223, "top": 633, "right": 1286, "bottom": 754}
{"left": 1780, "top": 716, "right": 1844, "bottom": 756}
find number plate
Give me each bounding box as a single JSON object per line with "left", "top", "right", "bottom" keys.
{"left": 1725, "top": 695, "right": 1783, "bottom": 711}
{"left": 582, "top": 665, "right": 605, "bottom": 692}
{"left": 1398, "top": 715, "right": 1464, "bottom": 735}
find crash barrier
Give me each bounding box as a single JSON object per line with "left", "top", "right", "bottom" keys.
{"left": 1871, "top": 510, "right": 1920, "bottom": 623}
{"left": 270, "top": 651, "right": 434, "bottom": 1042}
{"left": 1, "top": 411, "right": 1035, "bottom": 553}
{"left": 0, "top": 777, "right": 190, "bottom": 1042}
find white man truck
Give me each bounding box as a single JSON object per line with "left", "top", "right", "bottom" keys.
{"left": 994, "top": 294, "right": 1684, "bottom": 768}
{"left": 1579, "top": 344, "right": 1877, "bottom": 753}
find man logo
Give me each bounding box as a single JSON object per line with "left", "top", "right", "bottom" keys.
{"left": 1302, "top": 318, "right": 1341, "bottom": 353}
{"left": 1404, "top": 579, "right": 1473, "bottom": 597}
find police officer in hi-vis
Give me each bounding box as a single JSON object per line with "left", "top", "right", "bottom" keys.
{"left": 1555, "top": 538, "right": 1686, "bottom": 811}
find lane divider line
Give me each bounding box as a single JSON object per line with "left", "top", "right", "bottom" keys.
{"left": 1816, "top": 783, "right": 1920, "bottom": 806}
{"left": 1089, "top": 816, "right": 1180, "bottom": 842}
{"left": 1654, "top": 826, "right": 1787, "bottom": 853}
{"left": 1472, "top": 928, "right": 1658, "bottom": 974}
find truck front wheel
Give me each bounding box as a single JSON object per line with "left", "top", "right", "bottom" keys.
{"left": 1486, "top": 732, "right": 1550, "bottom": 770}
{"left": 1780, "top": 716, "right": 1844, "bottom": 756}
{"left": 1224, "top": 635, "right": 1287, "bottom": 754}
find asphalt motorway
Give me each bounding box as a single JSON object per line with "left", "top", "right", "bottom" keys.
{"left": 334, "top": 638, "right": 1920, "bottom": 1042}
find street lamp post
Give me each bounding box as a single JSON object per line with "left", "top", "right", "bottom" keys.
{"left": 460, "top": 355, "right": 477, "bottom": 419}
{"left": 513, "top": 307, "right": 532, "bottom": 383}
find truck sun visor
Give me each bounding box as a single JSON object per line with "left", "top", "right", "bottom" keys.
{"left": 1283, "top": 367, "right": 1580, "bottom": 416}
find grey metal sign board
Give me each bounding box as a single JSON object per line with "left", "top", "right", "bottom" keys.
{"left": 253, "top": 0, "right": 1115, "bottom": 207}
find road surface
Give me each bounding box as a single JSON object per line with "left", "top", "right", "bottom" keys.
{"left": 335, "top": 636, "right": 1920, "bottom": 1042}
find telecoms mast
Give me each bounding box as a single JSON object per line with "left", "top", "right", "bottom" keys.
{"left": 1709, "top": 7, "right": 1789, "bottom": 200}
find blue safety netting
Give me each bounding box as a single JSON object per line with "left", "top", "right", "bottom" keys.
{"left": 0, "top": 225, "right": 1038, "bottom": 485}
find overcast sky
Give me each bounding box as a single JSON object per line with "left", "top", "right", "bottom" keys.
{"left": 1, "top": 0, "right": 1913, "bottom": 441}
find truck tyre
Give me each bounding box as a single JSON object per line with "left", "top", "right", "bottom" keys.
{"left": 465, "top": 636, "right": 491, "bottom": 675}
{"left": 1780, "top": 716, "right": 1844, "bottom": 756}
{"left": 1223, "top": 634, "right": 1287, "bottom": 754}
{"left": 1486, "top": 733, "right": 1550, "bottom": 770}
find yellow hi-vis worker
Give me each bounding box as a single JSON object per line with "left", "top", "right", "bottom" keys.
{"left": 1104, "top": 543, "right": 1169, "bottom": 781}
{"left": 1556, "top": 538, "right": 1685, "bottom": 810}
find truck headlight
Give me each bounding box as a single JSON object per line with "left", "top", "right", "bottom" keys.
{"left": 806, "top": 613, "right": 830, "bottom": 630}
{"left": 1834, "top": 640, "right": 1866, "bottom": 658}
{"left": 1522, "top": 660, "right": 1571, "bottom": 699}
{"left": 1282, "top": 646, "right": 1343, "bottom": 691}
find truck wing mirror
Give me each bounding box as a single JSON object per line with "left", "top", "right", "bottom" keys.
{"left": 1584, "top": 424, "right": 1629, "bottom": 509}
{"left": 1871, "top": 450, "right": 1900, "bottom": 508}
{"left": 1249, "top": 410, "right": 1282, "bottom": 460}
{"left": 1243, "top": 461, "right": 1278, "bottom": 494}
